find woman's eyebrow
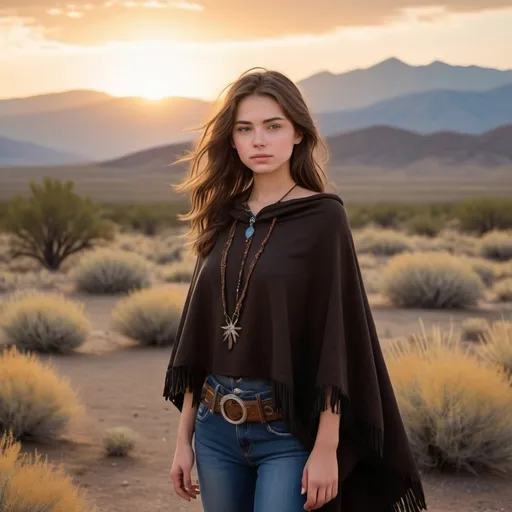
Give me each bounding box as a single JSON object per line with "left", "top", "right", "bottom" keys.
{"left": 234, "top": 117, "right": 285, "bottom": 125}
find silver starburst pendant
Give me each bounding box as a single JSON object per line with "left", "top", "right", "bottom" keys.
{"left": 221, "top": 316, "right": 242, "bottom": 350}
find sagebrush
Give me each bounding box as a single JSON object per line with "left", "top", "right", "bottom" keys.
{"left": 0, "top": 347, "right": 83, "bottom": 442}
{"left": 111, "top": 286, "right": 185, "bottom": 346}
{"left": 385, "top": 322, "right": 512, "bottom": 473}
{"left": 382, "top": 252, "right": 484, "bottom": 308}
{"left": 0, "top": 432, "right": 94, "bottom": 511}
{"left": 0, "top": 291, "right": 90, "bottom": 353}
{"left": 102, "top": 427, "right": 138, "bottom": 457}
{"left": 71, "top": 249, "right": 151, "bottom": 294}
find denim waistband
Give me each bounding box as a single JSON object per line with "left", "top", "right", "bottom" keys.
{"left": 206, "top": 373, "right": 273, "bottom": 401}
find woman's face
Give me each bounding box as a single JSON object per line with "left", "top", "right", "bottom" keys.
{"left": 231, "top": 94, "right": 302, "bottom": 175}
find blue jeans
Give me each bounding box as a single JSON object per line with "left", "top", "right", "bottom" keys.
{"left": 194, "top": 374, "right": 310, "bottom": 512}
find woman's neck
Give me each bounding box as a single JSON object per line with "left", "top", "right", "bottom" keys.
{"left": 249, "top": 169, "right": 296, "bottom": 206}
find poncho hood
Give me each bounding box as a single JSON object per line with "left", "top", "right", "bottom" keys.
{"left": 163, "top": 190, "right": 427, "bottom": 512}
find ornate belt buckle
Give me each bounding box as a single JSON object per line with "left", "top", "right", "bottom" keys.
{"left": 219, "top": 394, "right": 247, "bottom": 425}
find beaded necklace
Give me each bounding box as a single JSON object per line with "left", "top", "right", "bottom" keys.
{"left": 220, "top": 183, "right": 297, "bottom": 350}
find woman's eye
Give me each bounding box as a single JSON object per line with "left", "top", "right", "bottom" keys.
{"left": 268, "top": 124, "right": 281, "bottom": 130}
{"left": 237, "top": 127, "right": 250, "bottom": 132}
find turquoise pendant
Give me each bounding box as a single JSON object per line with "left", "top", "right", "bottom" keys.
{"left": 245, "top": 217, "right": 255, "bottom": 240}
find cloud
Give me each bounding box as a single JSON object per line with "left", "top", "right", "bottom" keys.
{"left": 1, "top": 0, "right": 512, "bottom": 46}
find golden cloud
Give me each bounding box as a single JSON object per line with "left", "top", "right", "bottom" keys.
{"left": 1, "top": 0, "right": 512, "bottom": 45}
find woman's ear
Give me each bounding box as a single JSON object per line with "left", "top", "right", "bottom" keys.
{"left": 294, "top": 132, "right": 303, "bottom": 145}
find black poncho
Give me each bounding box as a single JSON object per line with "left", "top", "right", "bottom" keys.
{"left": 163, "top": 191, "right": 427, "bottom": 512}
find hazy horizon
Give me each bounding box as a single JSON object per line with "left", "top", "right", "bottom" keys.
{"left": 1, "top": 2, "right": 511, "bottom": 102}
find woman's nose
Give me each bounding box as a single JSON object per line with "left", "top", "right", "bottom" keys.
{"left": 252, "top": 129, "right": 266, "bottom": 146}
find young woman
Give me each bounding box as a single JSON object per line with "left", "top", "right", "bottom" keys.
{"left": 163, "top": 68, "right": 427, "bottom": 512}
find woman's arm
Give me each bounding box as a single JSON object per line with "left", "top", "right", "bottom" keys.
{"left": 302, "top": 386, "right": 340, "bottom": 510}
{"left": 170, "top": 390, "right": 200, "bottom": 502}
{"left": 315, "top": 386, "right": 341, "bottom": 449}
{"left": 176, "top": 390, "right": 197, "bottom": 445}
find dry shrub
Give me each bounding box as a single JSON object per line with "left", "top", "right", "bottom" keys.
{"left": 0, "top": 432, "right": 94, "bottom": 511}
{"left": 161, "top": 259, "right": 196, "bottom": 283}
{"left": 102, "top": 427, "right": 137, "bottom": 457}
{"left": 461, "top": 256, "right": 498, "bottom": 287}
{"left": 382, "top": 252, "right": 484, "bottom": 309}
{"left": 354, "top": 228, "right": 414, "bottom": 256}
{"left": 356, "top": 254, "right": 378, "bottom": 269}
{"left": 495, "top": 261, "right": 512, "bottom": 281}
{"left": 0, "top": 273, "right": 17, "bottom": 293}
{"left": 492, "top": 278, "right": 512, "bottom": 302}
{"left": 479, "top": 320, "right": 512, "bottom": 375}
{"left": 479, "top": 230, "right": 512, "bottom": 262}
{"left": 460, "top": 317, "right": 491, "bottom": 342}
{"left": 438, "top": 230, "right": 481, "bottom": 257}
{"left": 0, "top": 291, "right": 90, "bottom": 353}
{"left": 111, "top": 286, "right": 185, "bottom": 346}
{"left": 71, "top": 249, "right": 151, "bottom": 294}
{"left": 385, "top": 322, "right": 512, "bottom": 473}
{"left": 0, "top": 347, "right": 83, "bottom": 442}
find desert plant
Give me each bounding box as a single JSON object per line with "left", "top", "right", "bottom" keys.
{"left": 71, "top": 249, "right": 151, "bottom": 294}
{"left": 455, "top": 197, "right": 512, "bottom": 235}
{"left": 161, "top": 259, "right": 196, "bottom": 283}
{"left": 0, "top": 431, "right": 94, "bottom": 511}
{"left": 0, "top": 273, "right": 17, "bottom": 293}
{"left": 102, "top": 427, "right": 137, "bottom": 457}
{"left": 463, "top": 257, "right": 498, "bottom": 287}
{"left": 111, "top": 286, "right": 185, "bottom": 346}
{"left": 3, "top": 177, "right": 114, "bottom": 270}
{"left": 385, "top": 322, "right": 512, "bottom": 473}
{"left": 460, "top": 317, "right": 490, "bottom": 342}
{"left": 479, "top": 320, "right": 512, "bottom": 375}
{"left": 479, "top": 231, "right": 512, "bottom": 262}
{"left": 0, "top": 346, "right": 83, "bottom": 442}
{"left": 0, "top": 292, "right": 90, "bottom": 353}
{"left": 382, "top": 252, "right": 484, "bottom": 309}
{"left": 354, "top": 228, "right": 414, "bottom": 256}
{"left": 493, "top": 279, "right": 512, "bottom": 302}
{"left": 406, "top": 213, "right": 444, "bottom": 238}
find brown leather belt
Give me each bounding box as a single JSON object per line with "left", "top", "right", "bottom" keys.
{"left": 200, "top": 381, "right": 282, "bottom": 425}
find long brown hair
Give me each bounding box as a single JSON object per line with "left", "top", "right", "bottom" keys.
{"left": 173, "top": 67, "right": 329, "bottom": 257}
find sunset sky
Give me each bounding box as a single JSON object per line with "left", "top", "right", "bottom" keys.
{"left": 0, "top": 1, "right": 511, "bottom": 101}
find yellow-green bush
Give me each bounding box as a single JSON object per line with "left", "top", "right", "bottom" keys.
{"left": 111, "top": 286, "right": 185, "bottom": 346}
{"left": 382, "top": 252, "right": 484, "bottom": 309}
{"left": 479, "top": 230, "right": 512, "bottom": 262}
{"left": 493, "top": 279, "right": 512, "bottom": 302}
{"left": 161, "top": 259, "right": 196, "bottom": 283}
{"left": 0, "top": 273, "right": 17, "bottom": 293}
{"left": 460, "top": 317, "right": 490, "bottom": 342}
{"left": 354, "top": 228, "right": 414, "bottom": 256}
{"left": 0, "top": 347, "right": 83, "bottom": 442}
{"left": 463, "top": 257, "right": 498, "bottom": 287}
{"left": 0, "top": 432, "right": 94, "bottom": 511}
{"left": 0, "top": 292, "right": 90, "bottom": 353}
{"left": 71, "top": 249, "right": 151, "bottom": 294}
{"left": 102, "top": 427, "right": 137, "bottom": 457}
{"left": 385, "top": 323, "right": 512, "bottom": 473}
{"left": 479, "top": 320, "right": 512, "bottom": 375}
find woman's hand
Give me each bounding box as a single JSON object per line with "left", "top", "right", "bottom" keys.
{"left": 301, "top": 443, "right": 338, "bottom": 510}
{"left": 170, "top": 441, "right": 200, "bottom": 501}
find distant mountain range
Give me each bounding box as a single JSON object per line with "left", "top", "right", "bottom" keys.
{"left": 103, "top": 125, "right": 512, "bottom": 170}
{"left": 1, "top": 58, "right": 512, "bottom": 163}
{"left": 315, "top": 84, "right": 512, "bottom": 136}
{"left": 0, "top": 135, "right": 86, "bottom": 165}
{"left": 299, "top": 58, "right": 512, "bottom": 112}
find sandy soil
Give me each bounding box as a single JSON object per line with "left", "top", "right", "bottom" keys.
{"left": 7, "top": 291, "right": 512, "bottom": 512}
